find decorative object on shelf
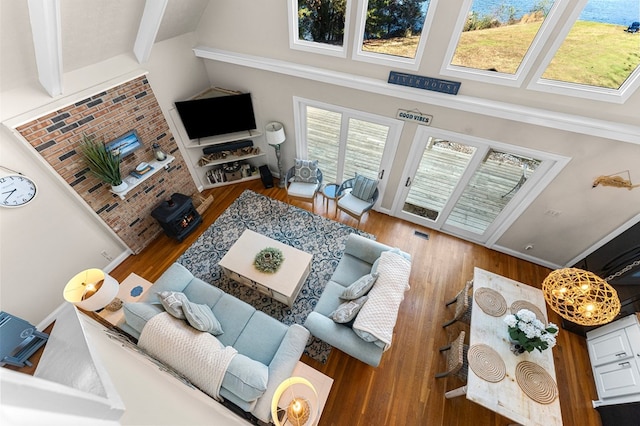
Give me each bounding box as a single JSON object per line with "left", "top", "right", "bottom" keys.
{"left": 0, "top": 165, "right": 38, "bottom": 208}
{"left": 271, "top": 376, "right": 318, "bottom": 426}
{"left": 592, "top": 170, "right": 639, "bottom": 190}
{"left": 388, "top": 71, "right": 461, "bottom": 95}
{"left": 198, "top": 146, "right": 260, "bottom": 166}
{"left": 266, "top": 122, "right": 286, "bottom": 188}
{"left": 63, "top": 268, "right": 121, "bottom": 312}
{"left": 542, "top": 267, "right": 621, "bottom": 326}
{"left": 503, "top": 309, "right": 559, "bottom": 354}
{"left": 152, "top": 143, "right": 167, "bottom": 161}
{"left": 223, "top": 162, "right": 242, "bottom": 181}
{"left": 254, "top": 247, "right": 285, "bottom": 273}
{"left": 79, "top": 133, "right": 127, "bottom": 193}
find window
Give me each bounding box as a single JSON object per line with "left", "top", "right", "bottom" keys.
{"left": 530, "top": 0, "right": 640, "bottom": 102}
{"left": 288, "top": 0, "right": 352, "bottom": 57}
{"left": 442, "top": 0, "right": 565, "bottom": 86}
{"left": 353, "top": 0, "right": 436, "bottom": 68}
{"left": 293, "top": 98, "right": 403, "bottom": 202}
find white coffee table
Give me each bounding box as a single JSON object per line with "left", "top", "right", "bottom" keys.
{"left": 218, "top": 229, "right": 313, "bottom": 306}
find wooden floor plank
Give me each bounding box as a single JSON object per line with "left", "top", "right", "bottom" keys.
{"left": 110, "top": 179, "right": 602, "bottom": 426}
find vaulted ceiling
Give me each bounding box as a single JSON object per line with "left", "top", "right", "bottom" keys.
{"left": 0, "top": 0, "right": 208, "bottom": 93}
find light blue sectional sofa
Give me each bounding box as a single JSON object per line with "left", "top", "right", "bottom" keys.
{"left": 121, "top": 263, "right": 309, "bottom": 423}
{"left": 304, "top": 234, "right": 411, "bottom": 367}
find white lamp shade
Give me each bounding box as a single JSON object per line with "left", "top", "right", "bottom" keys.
{"left": 266, "top": 122, "right": 286, "bottom": 145}
{"left": 63, "top": 268, "right": 119, "bottom": 311}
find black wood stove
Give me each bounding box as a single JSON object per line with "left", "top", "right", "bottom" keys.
{"left": 151, "top": 193, "right": 202, "bottom": 242}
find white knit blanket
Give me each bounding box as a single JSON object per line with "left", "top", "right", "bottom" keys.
{"left": 353, "top": 250, "right": 411, "bottom": 351}
{"left": 138, "top": 312, "right": 237, "bottom": 401}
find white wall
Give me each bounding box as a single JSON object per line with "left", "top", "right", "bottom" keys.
{"left": 192, "top": 0, "right": 640, "bottom": 267}
{"left": 0, "top": 33, "right": 210, "bottom": 325}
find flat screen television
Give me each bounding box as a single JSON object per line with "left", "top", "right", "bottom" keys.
{"left": 105, "top": 130, "right": 142, "bottom": 159}
{"left": 174, "top": 93, "right": 257, "bottom": 140}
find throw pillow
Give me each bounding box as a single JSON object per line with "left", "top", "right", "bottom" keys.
{"left": 340, "top": 273, "right": 379, "bottom": 300}
{"left": 182, "top": 300, "right": 224, "bottom": 335}
{"left": 350, "top": 173, "right": 377, "bottom": 201}
{"left": 158, "top": 291, "right": 188, "bottom": 319}
{"left": 294, "top": 159, "right": 319, "bottom": 183}
{"left": 329, "top": 295, "right": 368, "bottom": 324}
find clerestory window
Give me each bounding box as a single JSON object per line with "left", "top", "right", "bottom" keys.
{"left": 288, "top": 0, "right": 352, "bottom": 57}
{"left": 441, "top": 0, "right": 566, "bottom": 86}
{"left": 530, "top": 0, "right": 640, "bottom": 102}
{"left": 352, "top": 0, "right": 436, "bottom": 69}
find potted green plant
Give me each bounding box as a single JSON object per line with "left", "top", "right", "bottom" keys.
{"left": 79, "top": 134, "right": 127, "bottom": 192}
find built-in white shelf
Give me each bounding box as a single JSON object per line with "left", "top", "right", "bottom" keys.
{"left": 111, "top": 155, "right": 175, "bottom": 199}
{"left": 204, "top": 174, "right": 261, "bottom": 189}
{"left": 199, "top": 152, "right": 265, "bottom": 168}
{"left": 184, "top": 130, "right": 262, "bottom": 149}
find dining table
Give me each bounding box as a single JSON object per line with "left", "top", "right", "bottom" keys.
{"left": 445, "top": 267, "right": 563, "bottom": 426}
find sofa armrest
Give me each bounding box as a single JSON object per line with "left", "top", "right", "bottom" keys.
{"left": 139, "top": 263, "right": 196, "bottom": 304}
{"left": 343, "top": 234, "right": 394, "bottom": 265}
{"left": 251, "top": 324, "right": 310, "bottom": 423}
{"left": 304, "top": 312, "right": 383, "bottom": 367}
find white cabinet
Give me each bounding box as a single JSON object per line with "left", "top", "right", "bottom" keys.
{"left": 587, "top": 314, "right": 640, "bottom": 406}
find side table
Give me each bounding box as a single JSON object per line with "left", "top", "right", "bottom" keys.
{"left": 282, "top": 362, "right": 333, "bottom": 426}
{"left": 98, "top": 273, "right": 154, "bottom": 326}
{"left": 321, "top": 183, "right": 341, "bottom": 216}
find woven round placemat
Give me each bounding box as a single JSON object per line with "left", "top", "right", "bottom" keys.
{"left": 467, "top": 344, "right": 506, "bottom": 383}
{"left": 515, "top": 361, "right": 558, "bottom": 404}
{"left": 510, "top": 300, "right": 546, "bottom": 322}
{"left": 474, "top": 287, "right": 507, "bottom": 317}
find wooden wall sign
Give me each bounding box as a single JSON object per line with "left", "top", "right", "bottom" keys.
{"left": 396, "top": 109, "right": 432, "bottom": 126}
{"left": 388, "top": 71, "right": 461, "bottom": 95}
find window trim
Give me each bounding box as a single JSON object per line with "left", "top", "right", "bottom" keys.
{"left": 351, "top": 0, "right": 438, "bottom": 70}
{"left": 527, "top": 0, "right": 640, "bottom": 104}
{"left": 287, "top": 0, "right": 352, "bottom": 58}
{"left": 440, "top": 0, "right": 569, "bottom": 88}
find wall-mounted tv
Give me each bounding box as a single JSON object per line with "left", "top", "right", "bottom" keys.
{"left": 105, "top": 130, "right": 142, "bottom": 159}
{"left": 174, "top": 93, "right": 257, "bottom": 140}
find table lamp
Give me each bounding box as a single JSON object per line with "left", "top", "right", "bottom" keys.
{"left": 542, "top": 267, "right": 621, "bottom": 326}
{"left": 266, "top": 122, "right": 286, "bottom": 188}
{"left": 271, "top": 376, "right": 318, "bottom": 426}
{"left": 63, "top": 268, "right": 121, "bottom": 311}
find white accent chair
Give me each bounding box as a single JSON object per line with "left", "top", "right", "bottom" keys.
{"left": 285, "top": 166, "right": 323, "bottom": 208}
{"left": 336, "top": 177, "right": 379, "bottom": 227}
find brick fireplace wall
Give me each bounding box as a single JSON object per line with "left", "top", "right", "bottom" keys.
{"left": 16, "top": 75, "right": 197, "bottom": 254}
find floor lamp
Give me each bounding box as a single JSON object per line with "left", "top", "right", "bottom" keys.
{"left": 266, "top": 122, "right": 286, "bottom": 188}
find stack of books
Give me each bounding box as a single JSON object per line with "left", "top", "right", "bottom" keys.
{"left": 130, "top": 163, "right": 154, "bottom": 178}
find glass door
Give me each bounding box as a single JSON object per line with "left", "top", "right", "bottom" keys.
{"left": 394, "top": 128, "right": 547, "bottom": 243}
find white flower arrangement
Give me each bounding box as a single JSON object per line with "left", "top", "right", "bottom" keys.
{"left": 504, "top": 309, "right": 559, "bottom": 353}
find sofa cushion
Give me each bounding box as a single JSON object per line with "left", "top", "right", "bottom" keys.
{"left": 233, "top": 311, "right": 288, "bottom": 365}
{"left": 158, "top": 291, "right": 188, "bottom": 319}
{"left": 341, "top": 273, "right": 378, "bottom": 300}
{"left": 183, "top": 299, "right": 224, "bottom": 335}
{"left": 211, "top": 293, "right": 256, "bottom": 348}
{"left": 294, "top": 159, "right": 318, "bottom": 183}
{"left": 331, "top": 253, "right": 375, "bottom": 287}
{"left": 330, "top": 295, "right": 368, "bottom": 323}
{"left": 222, "top": 353, "right": 269, "bottom": 401}
{"left": 314, "top": 281, "right": 347, "bottom": 317}
{"left": 351, "top": 174, "right": 377, "bottom": 201}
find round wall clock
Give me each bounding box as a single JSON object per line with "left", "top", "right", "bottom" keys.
{"left": 0, "top": 174, "right": 38, "bottom": 208}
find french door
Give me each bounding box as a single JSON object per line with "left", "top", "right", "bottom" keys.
{"left": 294, "top": 98, "right": 403, "bottom": 206}
{"left": 393, "top": 127, "right": 559, "bottom": 244}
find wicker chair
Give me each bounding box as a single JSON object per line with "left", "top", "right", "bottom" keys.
{"left": 442, "top": 279, "right": 473, "bottom": 328}
{"left": 336, "top": 178, "right": 379, "bottom": 227}
{"left": 285, "top": 166, "right": 323, "bottom": 208}
{"left": 435, "top": 330, "right": 468, "bottom": 380}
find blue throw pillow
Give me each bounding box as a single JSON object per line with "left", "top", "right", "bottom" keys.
{"left": 294, "top": 159, "right": 319, "bottom": 183}
{"left": 351, "top": 174, "right": 377, "bottom": 201}
{"left": 182, "top": 300, "right": 224, "bottom": 336}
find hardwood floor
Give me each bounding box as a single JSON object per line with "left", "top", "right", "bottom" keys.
{"left": 110, "top": 179, "right": 602, "bottom": 426}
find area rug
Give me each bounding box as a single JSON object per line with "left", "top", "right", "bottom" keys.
{"left": 177, "top": 189, "right": 373, "bottom": 363}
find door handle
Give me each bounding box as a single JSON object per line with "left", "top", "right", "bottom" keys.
{"left": 405, "top": 177, "right": 411, "bottom": 187}
{"left": 615, "top": 352, "right": 628, "bottom": 357}
{"left": 619, "top": 362, "right": 631, "bottom": 367}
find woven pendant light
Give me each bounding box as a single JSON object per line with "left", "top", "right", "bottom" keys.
{"left": 542, "top": 268, "right": 621, "bottom": 326}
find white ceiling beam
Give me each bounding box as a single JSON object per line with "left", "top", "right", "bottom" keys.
{"left": 27, "top": 0, "right": 63, "bottom": 97}
{"left": 134, "top": 0, "right": 169, "bottom": 63}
